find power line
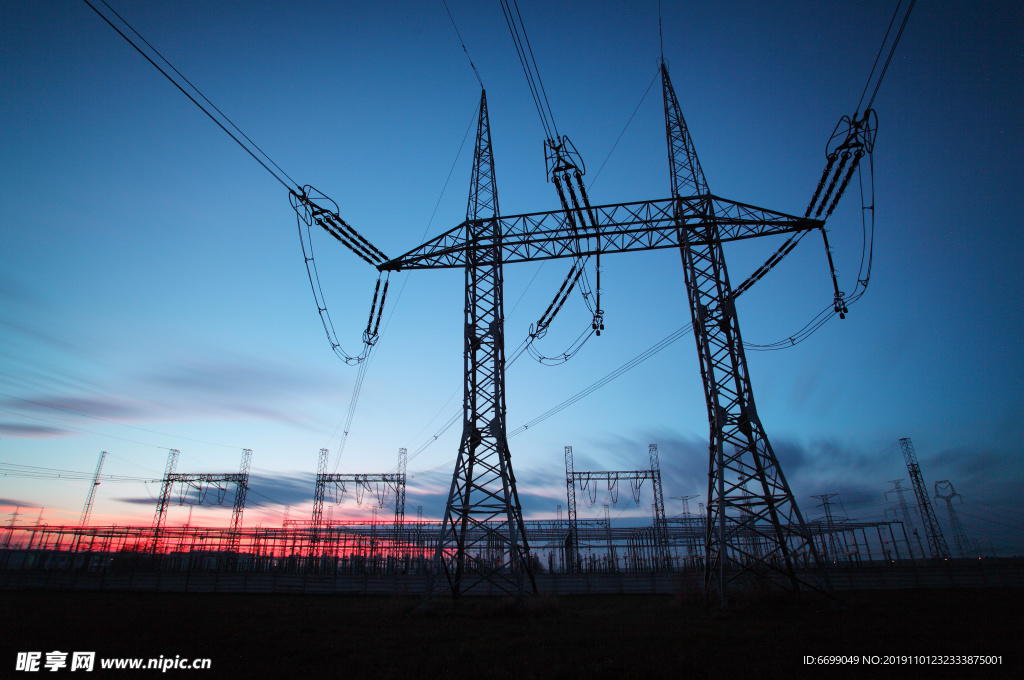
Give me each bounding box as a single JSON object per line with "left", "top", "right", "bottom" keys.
{"left": 82, "top": 0, "right": 298, "bottom": 192}
{"left": 509, "top": 324, "right": 692, "bottom": 437}
{"left": 858, "top": 0, "right": 919, "bottom": 114}
{"left": 441, "top": 0, "right": 484, "bottom": 88}
{"left": 499, "top": 0, "right": 559, "bottom": 141}
{"left": 323, "top": 103, "right": 480, "bottom": 470}
{"left": 588, "top": 67, "right": 660, "bottom": 191}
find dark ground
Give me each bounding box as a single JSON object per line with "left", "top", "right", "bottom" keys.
{"left": 1, "top": 588, "right": 1019, "bottom": 679}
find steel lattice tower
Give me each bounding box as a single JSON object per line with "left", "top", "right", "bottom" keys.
{"left": 151, "top": 448, "right": 180, "bottom": 553}
{"left": 151, "top": 448, "right": 251, "bottom": 556}
{"left": 79, "top": 451, "right": 107, "bottom": 528}
{"left": 900, "top": 438, "right": 950, "bottom": 559}
{"left": 886, "top": 479, "right": 925, "bottom": 559}
{"left": 394, "top": 447, "right": 408, "bottom": 546}
{"left": 648, "top": 444, "right": 669, "bottom": 568}
{"left": 812, "top": 493, "right": 842, "bottom": 562}
{"left": 934, "top": 480, "right": 972, "bottom": 558}
{"left": 564, "top": 445, "right": 580, "bottom": 572}
{"left": 228, "top": 448, "right": 252, "bottom": 553}
{"left": 426, "top": 90, "right": 536, "bottom": 599}
{"left": 662, "top": 62, "right": 825, "bottom": 600}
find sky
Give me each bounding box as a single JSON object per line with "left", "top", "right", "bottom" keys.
{"left": 0, "top": 1, "right": 1021, "bottom": 555}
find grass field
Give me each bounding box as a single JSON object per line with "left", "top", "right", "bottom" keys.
{"left": 2, "top": 588, "right": 1019, "bottom": 678}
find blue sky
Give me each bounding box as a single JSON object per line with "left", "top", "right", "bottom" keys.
{"left": 1, "top": 1, "right": 1021, "bottom": 554}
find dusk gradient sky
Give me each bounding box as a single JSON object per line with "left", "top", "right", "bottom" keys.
{"left": 1, "top": 1, "right": 1021, "bottom": 554}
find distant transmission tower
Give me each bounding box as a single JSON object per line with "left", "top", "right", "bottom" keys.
{"left": 812, "top": 493, "right": 841, "bottom": 563}
{"left": 564, "top": 446, "right": 580, "bottom": 572}
{"left": 934, "top": 480, "right": 972, "bottom": 558}
{"left": 899, "top": 438, "right": 949, "bottom": 559}
{"left": 79, "top": 451, "right": 107, "bottom": 527}
{"left": 885, "top": 479, "right": 924, "bottom": 559}
{"left": 151, "top": 448, "right": 180, "bottom": 553}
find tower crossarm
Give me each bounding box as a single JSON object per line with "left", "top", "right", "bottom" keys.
{"left": 571, "top": 470, "right": 655, "bottom": 483}
{"left": 381, "top": 196, "right": 822, "bottom": 271}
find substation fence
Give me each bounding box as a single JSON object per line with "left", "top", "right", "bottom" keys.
{"left": 1, "top": 519, "right": 1020, "bottom": 594}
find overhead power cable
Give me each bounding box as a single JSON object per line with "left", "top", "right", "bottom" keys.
{"left": 730, "top": 0, "right": 912, "bottom": 349}
{"left": 331, "top": 104, "right": 479, "bottom": 473}
{"left": 405, "top": 321, "right": 693, "bottom": 463}
{"left": 442, "top": 0, "right": 484, "bottom": 88}
{"left": 85, "top": 0, "right": 389, "bottom": 368}
{"left": 499, "top": 0, "right": 559, "bottom": 141}
{"left": 82, "top": 0, "right": 298, "bottom": 192}
{"left": 509, "top": 323, "right": 693, "bottom": 437}
{"left": 858, "top": 0, "right": 919, "bottom": 115}
{"left": 0, "top": 462, "right": 155, "bottom": 484}
{"left": 588, "top": 67, "right": 661, "bottom": 191}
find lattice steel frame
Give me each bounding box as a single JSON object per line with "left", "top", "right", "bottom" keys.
{"left": 312, "top": 447, "right": 407, "bottom": 535}
{"left": 151, "top": 448, "right": 251, "bottom": 555}
{"left": 381, "top": 67, "right": 835, "bottom": 602}
{"left": 79, "top": 451, "right": 107, "bottom": 528}
{"left": 661, "top": 62, "right": 826, "bottom": 600}
{"left": 934, "top": 480, "right": 971, "bottom": 558}
{"left": 900, "top": 437, "right": 950, "bottom": 559}
{"left": 426, "top": 90, "right": 536, "bottom": 598}
{"left": 564, "top": 444, "right": 671, "bottom": 571}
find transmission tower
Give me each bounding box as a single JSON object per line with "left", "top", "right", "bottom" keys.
{"left": 648, "top": 444, "right": 669, "bottom": 568}
{"left": 885, "top": 479, "right": 924, "bottom": 559}
{"left": 312, "top": 448, "right": 329, "bottom": 531}
{"left": 564, "top": 444, "right": 670, "bottom": 570}
{"left": 394, "top": 447, "right": 408, "bottom": 546}
{"left": 151, "top": 448, "right": 179, "bottom": 553}
{"left": 934, "top": 480, "right": 972, "bottom": 558}
{"left": 603, "top": 504, "right": 617, "bottom": 571}
{"left": 564, "top": 446, "right": 580, "bottom": 572}
{"left": 382, "top": 62, "right": 861, "bottom": 601}
{"left": 424, "top": 90, "right": 535, "bottom": 600}
{"left": 312, "top": 447, "right": 408, "bottom": 537}
{"left": 899, "top": 438, "right": 950, "bottom": 559}
{"left": 151, "top": 448, "right": 251, "bottom": 554}
{"left": 79, "top": 451, "right": 107, "bottom": 528}
{"left": 228, "top": 448, "right": 252, "bottom": 553}
{"left": 662, "top": 62, "right": 826, "bottom": 599}
{"left": 812, "top": 494, "right": 842, "bottom": 562}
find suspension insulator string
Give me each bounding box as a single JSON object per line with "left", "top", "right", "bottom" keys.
{"left": 372, "top": 277, "right": 389, "bottom": 337}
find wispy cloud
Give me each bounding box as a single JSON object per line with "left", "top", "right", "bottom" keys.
{"left": 0, "top": 422, "right": 70, "bottom": 438}
{"left": 1, "top": 350, "right": 346, "bottom": 437}
{"left": 0, "top": 498, "right": 42, "bottom": 509}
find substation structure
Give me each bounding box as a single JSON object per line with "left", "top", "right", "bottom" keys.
{"left": 0, "top": 515, "right": 917, "bottom": 584}
{"left": 0, "top": 444, "right": 919, "bottom": 588}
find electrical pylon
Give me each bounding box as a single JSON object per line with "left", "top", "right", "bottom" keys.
{"left": 426, "top": 89, "right": 536, "bottom": 599}
{"left": 900, "top": 438, "right": 950, "bottom": 559}
{"left": 228, "top": 448, "right": 252, "bottom": 552}
{"left": 79, "top": 451, "right": 107, "bottom": 528}
{"left": 564, "top": 445, "right": 580, "bottom": 572}
{"left": 151, "top": 448, "right": 180, "bottom": 553}
{"left": 934, "top": 480, "right": 972, "bottom": 558}
{"left": 384, "top": 66, "right": 831, "bottom": 602}
{"left": 151, "top": 448, "right": 251, "bottom": 556}
{"left": 812, "top": 493, "right": 842, "bottom": 562}
{"left": 886, "top": 479, "right": 925, "bottom": 559}
{"left": 662, "top": 61, "right": 826, "bottom": 600}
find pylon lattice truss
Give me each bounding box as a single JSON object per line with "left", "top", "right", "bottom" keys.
{"left": 381, "top": 61, "right": 848, "bottom": 601}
